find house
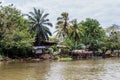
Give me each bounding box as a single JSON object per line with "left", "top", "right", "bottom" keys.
{"left": 111, "top": 50, "right": 120, "bottom": 57}
{"left": 71, "top": 50, "right": 93, "bottom": 59}
{"left": 57, "top": 45, "right": 69, "bottom": 53}
{"left": 33, "top": 41, "right": 57, "bottom": 54}
{"left": 33, "top": 46, "right": 46, "bottom": 54}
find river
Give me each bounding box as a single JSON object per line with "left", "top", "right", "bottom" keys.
{"left": 0, "top": 58, "right": 120, "bottom": 80}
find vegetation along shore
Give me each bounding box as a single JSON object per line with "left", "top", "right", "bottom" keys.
{"left": 0, "top": 3, "right": 120, "bottom": 62}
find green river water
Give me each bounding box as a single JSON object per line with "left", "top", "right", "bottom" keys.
{"left": 0, "top": 58, "right": 120, "bottom": 80}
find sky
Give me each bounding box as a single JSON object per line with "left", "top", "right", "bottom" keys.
{"left": 0, "top": 0, "right": 120, "bottom": 35}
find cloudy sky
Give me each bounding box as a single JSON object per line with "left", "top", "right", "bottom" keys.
{"left": 0, "top": 0, "right": 120, "bottom": 35}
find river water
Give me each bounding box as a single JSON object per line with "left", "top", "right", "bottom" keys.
{"left": 0, "top": 58, "right": 120, "bottom": 80}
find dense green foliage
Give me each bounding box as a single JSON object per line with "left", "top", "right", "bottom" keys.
{"left": 105, "top": 24, "right": 120, "bottom": 50}
{"left": 80, "top": 18, "right": 105, "bottom": 51}
{"left": 0, "top": 5, "right": 34, "bottom": 57}
{"left": 0, "top": 3, "right": 120, "bottom": 59}
{"left": 55, "top": 12, "right": 120, "bottom": 53}
{"left": 57, "top": 17, "right": 106, "bottom": 51}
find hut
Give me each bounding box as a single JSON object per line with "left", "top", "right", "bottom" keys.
{"left": 33, "top": 41, "right": 57, "bottom": 54}
{"left": 111, "top": 50, "right": 120, "bottom": 57}
{"left": 56, "top": 45, "right": 70, "bottom": 57}
{"left": 33, "top": 46, "right": 46, "bottom": 54}
{"left": 71, "top": 50, "right": 93, "bottom": 59}
{"left": 32, "top": 41, "right": 57, "bottom": 59}
{"left": 57, "top": 45, "right": 69, "bottom": 52}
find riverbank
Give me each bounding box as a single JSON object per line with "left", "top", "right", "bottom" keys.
{"left": 0, "top": 57, "right": 73, "bottom": 62}
{"left": 0, "top": 52, "right": 118, "bottom": 62}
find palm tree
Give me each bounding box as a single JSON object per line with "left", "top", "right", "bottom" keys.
{"left": 69, "top": 19, "right": 84, "bottom": 41}
{"left": 55, "top": 12, "right": 69, "bottom": 41}
{"left": 27, "top": 8, "right": 53, "bottom": 44}
{"left": 62, "top": 19, "right": 84, "bottom": 50}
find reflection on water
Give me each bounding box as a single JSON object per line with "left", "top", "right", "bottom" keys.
{"left": 0, "top": 58, "right": 120, "bottom": 80}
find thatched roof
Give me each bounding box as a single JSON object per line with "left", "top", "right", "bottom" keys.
{"left": 72, "top": 50, "right": 93, "bottom": 54}
{"left": 57, "top": 45, "right": 69, "bottom": 48}
{"left": 105, "top": 50, "right": 111, "bottom": 54}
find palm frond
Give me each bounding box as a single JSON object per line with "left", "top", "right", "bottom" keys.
{"left": 27, "top": 8, "right": 52, "bottom": 41}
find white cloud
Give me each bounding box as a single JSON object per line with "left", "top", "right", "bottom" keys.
{"left": 1, "top": 0, "right": 120, "bottom": 35}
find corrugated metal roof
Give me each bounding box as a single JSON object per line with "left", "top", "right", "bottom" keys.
{"left": 34, "top": 46, "right": 46, "bottom": 49}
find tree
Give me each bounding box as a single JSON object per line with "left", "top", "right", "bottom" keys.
{"left": 105, "top": 24, "right": 120, "bottom": 50}
{"left": 55, "top": 12, "right": 69, "bottom": 42}
{"left": 62, "top": 19, "right": 85, "bottom": 50}
{"left": 62, "top": 19, "right": 84, "bottom": 50}
{"left": 69, "top": 19, "right": 84, "bottom": 41}
{"left": 0, "top": 4, "right": 21, "bottom": 40}
{"left": 106, "top": 24, "right": 120, "bottom": 36}
{"left": 63, "top": 36, "right": 82, "bottom": 50}
{"left": 27, "top": 8, "right": 53, "bottom": 45}
{"left": 80, "top": 18, "right": 105, "bottom": 51}
{"left": 0, "top": 4, "right": 34, "bottom": 57}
